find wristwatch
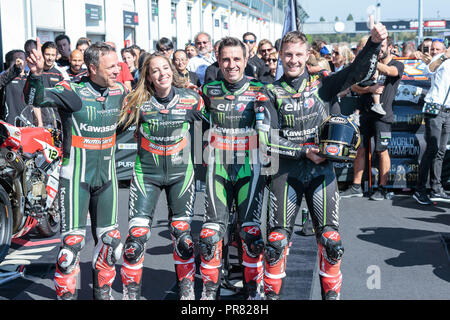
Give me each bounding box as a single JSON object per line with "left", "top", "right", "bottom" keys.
{"left": 440, "top": 55, "right": 448, "bottom": 62}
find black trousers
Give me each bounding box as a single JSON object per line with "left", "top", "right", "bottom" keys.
{"left": 417, "top": 111, "right": 450, "bottom": 193}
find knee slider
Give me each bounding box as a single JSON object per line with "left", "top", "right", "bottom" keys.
{"left": 175, "top": 234, "right": 194, "bottom": 260}
{"left": 265, "top": 229, "right": 289, "bottom": 266}
{"left": 57, "top": 233, "right": 85, "bottom": 274}
{"left": 123, "top": 226, "right": 151, "bottom": 264}
{"left": 94, "top": 228, "right": 123, "bottom": 268}
{"left": 170, "top": 220, "right": 194, "bottom": 260}
{"left": 199, "top": 225, "right": 222, "bottom": 261}
{"left": 240, "top": 224, "right": 264, "bottom": 257}
{"left": 319, "top": 228, "right": 344, "bottom": 265}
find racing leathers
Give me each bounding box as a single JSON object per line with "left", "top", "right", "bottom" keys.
{"left": 255, "top": 37, "right": 381, "bottom": 300}
{"left": 200, "top": 77, "right": 266, "bottom": 299}
{"left": 120, "top": 87, "right": 205, "bottom": 300}
{"left": 24, "top": 75, "right": 128, "bottom": 300}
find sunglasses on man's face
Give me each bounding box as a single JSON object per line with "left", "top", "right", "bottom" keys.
{"left": 244, "top": 39, "right": 256, "bottom": 44}
{"left": 261, "top": 48, "right": 272, "bottom": 53}
{"left": 269, "top": 58, "right": 278, "bottom": 63}
{"left": 196, "top": 41, "right": 209, "bottom": 45}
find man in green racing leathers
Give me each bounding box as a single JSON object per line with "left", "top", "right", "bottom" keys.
{"left": 25, "top": 41, "right": 128, "bottom": 300}
{"left": 199, "top": 37, "right": 266, "bottom": 300}
{"left": 254, "top": 20, "right": 387, "bottom": 300}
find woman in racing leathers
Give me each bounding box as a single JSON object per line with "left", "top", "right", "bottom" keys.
{"left": 118, "top": 53, "right": 206, "bottom": 300}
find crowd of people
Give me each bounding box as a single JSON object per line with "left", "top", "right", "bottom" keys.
{"left": 1, "top": 15, "right": 449, "bottom": 301}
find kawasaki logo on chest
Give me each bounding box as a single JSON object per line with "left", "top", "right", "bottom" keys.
{"left": 79, "top": 123, "right": 117, "bottom": 132}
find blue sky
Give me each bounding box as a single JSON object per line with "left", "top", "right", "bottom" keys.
{"left": 299, "top": 0, "right": 450, "bottom": 22}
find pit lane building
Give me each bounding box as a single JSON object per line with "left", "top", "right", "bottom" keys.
{"left": 0, "top": 0, "right": 308, "bottom": 68}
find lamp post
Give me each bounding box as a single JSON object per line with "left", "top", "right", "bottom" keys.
{"left": 418, "top": 0, "right": 423, "bottom": 45}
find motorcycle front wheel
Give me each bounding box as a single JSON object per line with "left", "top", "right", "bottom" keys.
{"left": 35, "top": 194, "right": 60, "bottom": 237}
{"left": 0, "top": 186, "right": 12, "bottom": 263}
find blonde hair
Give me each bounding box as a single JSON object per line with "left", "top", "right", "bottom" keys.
{"left": 317, "top": 57, "right": 331, "bottom": 72}
{"left": 119, "top": 53, "right": 186, "bottom": 129}
{"left": 333, "top": 43, "right": 354, "bottom": 65}
{"left": 269, "top": 51, "right": 278, "bottom": 60}
{"left": 257, "top": 39, "right": 273, "bottom": 54}
{"left": 307, "top": 54, "right": 318, "bottom": 66}
{"left": 357, "top": 35, "right": 370, "bottom": 53}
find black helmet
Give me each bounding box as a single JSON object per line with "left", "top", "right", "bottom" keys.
{"left": 315, "top": 114, "right": 361, "bottom": 162}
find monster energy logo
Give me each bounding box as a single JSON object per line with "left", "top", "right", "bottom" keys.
{"left": 86, "top": 106, "right": 96, "bottom": 121}
{"left": 284, "top": 114, "right": 295, "bottom": 127}
{"left": 147, "top": 119, "right": 159, "bottom": 132}
{"left": 217, "top": 112, "right": 226, "bottom": 124}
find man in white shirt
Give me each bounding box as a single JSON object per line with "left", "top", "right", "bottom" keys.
{"left": 414, "top": 40, "right": 450, "bottom": 204}
{"left": 187, "top": 32, "right": 215, "bottom": 85}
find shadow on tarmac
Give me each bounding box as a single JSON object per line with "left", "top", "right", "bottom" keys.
{"left": 357, "top": 227, "right": 450, "bottom": 283}
{"left": 391, "top": 194, "right": 450, "bottom": 213}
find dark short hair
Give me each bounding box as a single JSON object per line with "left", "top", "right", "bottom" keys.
{"left": 138, "top": 52, "right": 151, "bottom": 74}
{"left": 55, "top": 34, "right": 71, "bottom": 45}
{"left": 121, "top": 47, "right": 136, "bottom": 57}
{"left": 242, "top": 32, "right": 256, "bottom": 41}
{"left": 41, "top": 41, "right": 57, "bottom": 54}
{"left": 129, "top": 44, "right": 141, "bottom": 51}
{"left": 156, "top": 37, "right": 174, "bottom": 51}
{"left": 173, "top": 49, "right": 188, "bottom": 60}
{"left": 274, "top": 39, "right": 281, "bottom": 51}
{"left": 386, "top": 36, "right": 394, "bottom": 48}
{"left": 311, "top": 39, "right": 326, "bottom": 52}
{"left": 5, "top": 49, "right": 25, "bottom": 68}
{"left": 84, "top": 42, "right": 115, "bottom": 70}
{"left": 24, "top": 39, "right": 37, "bottom": 52}
{"left": 76, "top": 37, "right": 91, "bottom": 48}
{"left": 218, "top": 37, "right": 247, "bottom": 59}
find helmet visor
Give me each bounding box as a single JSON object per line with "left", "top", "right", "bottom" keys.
{"left": 320, "top": 122, "right": 355, "bottom": 145}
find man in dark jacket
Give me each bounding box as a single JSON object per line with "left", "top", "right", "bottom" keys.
{"left": 0, "top": 50, "right": 27, "bottom": 124}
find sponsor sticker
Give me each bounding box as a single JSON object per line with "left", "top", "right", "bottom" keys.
{"left": 118, "top": 143, "right": 137, "bottom": 150}
{"left": 325, "top": 145, "right": 341, "bottom": 155}
{"left": 179, "top": 98, "right": 196, "bottom": 104}
{"left": 172, "top": 109, "right": 187, "bottom": 115}
{"left": 209, "top": 89, "right": 222, "bottom": 95}
{"left": 256, "top": 113, "right": 265, "bottom": 120}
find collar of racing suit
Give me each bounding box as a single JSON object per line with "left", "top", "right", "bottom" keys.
{"left": 281, "top": 70, "right": 310, "bottom": 92}
{"left": 88, "top": 79, "right": 107, "bottom": 96}
{"left": 154, "top": 86, "right": 176, "bottom": 107}
{"left": 222, "top": 76, "right": 249, "bottom": 93}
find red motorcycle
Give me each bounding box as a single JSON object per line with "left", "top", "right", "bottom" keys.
{"left": 0, "top": 112, "right": 62, "bottom": 263}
